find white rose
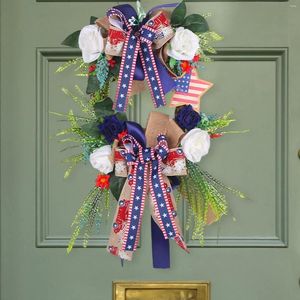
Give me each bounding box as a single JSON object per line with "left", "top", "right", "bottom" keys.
{"left": 167, "top": 27, "right": 200, "bottom": 61}
{"left": 78, "top": 25, "right": 104, "bottom": 63}
{"left": 89, "top": 145, "right": 113, "bottom": 174}
{"left": 181, "top": 128, "right": 210, "bottom": 163}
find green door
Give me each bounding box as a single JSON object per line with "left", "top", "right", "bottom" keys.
{"left": 1, "top": 0, "right": 299, "bottom": 299}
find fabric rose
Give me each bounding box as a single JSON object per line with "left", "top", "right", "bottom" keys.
{"left": 167, "top": 27, "right": 200, "bottom": 61}
{"left": 181, "top": 128, "right": 210, "bottom": 163}
{"left": 98, "top": 115, "right": 125, "bottom": 144}
{"left": 78, "top": 25, "right": 104, "bottom": 63}
{"left": 89, "top": 145, "right": 114, "bottom": 174}
{"left": 175, "top": 105, "right": 201, "bottom": 131}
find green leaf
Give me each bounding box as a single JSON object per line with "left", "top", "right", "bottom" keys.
{"left": 183, "top": 14, "right": 209, "bottom": 33}
{"left": 81, "top": 121, "right": 101, "bottom": 138}
{"left": 94, "top": 97, "right": 114, "bottom": 118}
{"left": 171, "top": 1, "right": 186, "bottom": 27}
{"left": 109, "top": 173, "right": 126, "bottom": 200}
{"left": 90, "top": 16, "right": 98, "bottom": 24}
{"left": 61, "top": 30, "right": 80, "bottom": 48}
{"left": 169, "top": 57, "right": 177, "bottom": 69}
{"left": 86, "top": 75, "right": 99, "bottom": 95}
{"left": 116, "top": 112, "right": 128, "bottom": 122}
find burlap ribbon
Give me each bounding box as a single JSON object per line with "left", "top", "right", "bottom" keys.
{"left": 107, "top": 134, "right": 188, "bottom": 261}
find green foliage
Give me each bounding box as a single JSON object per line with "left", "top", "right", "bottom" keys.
{"left": 198, "top": 112, "right": 235, "bottom": 133}
{"left": 62, "top": 87, "right": 95, "bottom": 118}
{"left": 196, "top": 31, "right": 224, "bottom": 63}
{"left": 179, "top": 161, "right": 246, "bottom": 244}
{"left": 67, "top": 187, "right": 110, "bottom": 253}
{"left": 81, "top": 121, "right": 101, "bottom": 138}
{"left": 115, "top": 112, "right": 128, "bottom": 122}
{"left": 171, "top": 2, "right": 209, "bottom": 33}
{"left": 86, "top": 74, "right": 100, "bottom": 95}
{"left": 90, "top": 16, "right": 98, "bottom": 24}
{"left": 169, "top": 57, "right": 177, "bottom": 69}
{"left": 183, "top": 14, "right": 209, "bottom": 33}
{"left": 63, "top": 153, "right": 84, "bottom": 179}
{"left": 171, "top": 1, "right": 186, "bottom": 26}
{"left": 109, "top": 173, "right": 126, "bottom": 201}
{"left": 96, "top": 55, "right": 109, "bottom": 90}
{"left": 94, "top": 97, "right": 114, "bottom": 119}
{"left": 56, "top": 58, "right": 84, "bottom": 73}
{"left": 61, "top": 30, "right": 80, "bottom": 48}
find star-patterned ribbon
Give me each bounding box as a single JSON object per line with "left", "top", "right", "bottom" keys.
{"left": 107, "top": 134, "right": 188, "bottom": 261}
{"left": 107, "top": 5, "right": 174, "bottom": 112}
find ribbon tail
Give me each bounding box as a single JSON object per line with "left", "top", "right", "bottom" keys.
{"left": 114, "top": 34, "right": 140, "bottom": 112}
{"left": 107, "top": 177, "right": 134, "bottom": 261}
{"left": 121, "top": 162, "right": 147, "bottom": 252}
{"left": 149, "top": 158, "right": 189, "bottom": 253}
{"left": 139, "top": 38, "right": 166, "bottom": 108}
{"left": 151, "top": 216, "right": 171, "bottom": 269}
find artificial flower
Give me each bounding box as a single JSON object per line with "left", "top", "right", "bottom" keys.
{"left": 98, "top": 115, "right": 125, "bottom": 144}
{"left": 107, "top": 58, "right": 117, "bottom": 68}
{"left": 180, "top": 61, "right": 192, "bottom": 74}
{"left": 117, "top": 130, "right": 128, "bottom": 141}
{"left": 167, "top": 27, "right": 200, "bottom": 61}
{"left": 193, "top": 54, "right": 201, "bottom": 62}
{"left": 210, "top": 133, "right": 223, "bottom": 139}
{"left": 89, "top": 145, "right": 114, "bottom": 174}
{"left": 95, "top": 174, "right": 110, "bottom": 189}
{"left": 175, "top": 105, "right": 201, "bottom": 131}
{"left": 88, "top": 64, "right": 96, "bottom": 73}
{"left": 181, "top": 128, "right": 210, "bottom": 163}
{"left": 78, "top": 25, "right": 104, "bottom": 63}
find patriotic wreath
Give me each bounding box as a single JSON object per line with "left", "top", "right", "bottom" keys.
{"left": 55, "top": 0, "right": 246, "bottom": 268}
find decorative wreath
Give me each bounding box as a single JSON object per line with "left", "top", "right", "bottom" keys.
{"left": 55, "top": 0, "right": 246, "bottom": 268}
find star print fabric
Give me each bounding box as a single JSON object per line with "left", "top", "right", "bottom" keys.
{"left": 107, "top": 134, "right": 188, "bottom": 261}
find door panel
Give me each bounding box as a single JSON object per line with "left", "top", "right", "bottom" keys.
{"left": 1, "top": 1, "right": 299, "bottom": 300}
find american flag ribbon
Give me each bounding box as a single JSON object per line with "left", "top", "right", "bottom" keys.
{"left": 120, "top": 134, "right": 181, "bottom": 252}
{"left": 107, "top": 8, "right": 166, "bottom": 112}
{"left": 170, "top": 68, "right": 213, "bottom": 111}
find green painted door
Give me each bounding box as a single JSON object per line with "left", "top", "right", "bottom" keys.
{"left": 1, "top": 0, "right": 299, "bottom": 299}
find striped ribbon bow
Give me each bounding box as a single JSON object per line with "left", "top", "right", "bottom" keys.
{"left": 107, "top": 134, "right": 188, "bottom": 261}
{"left": 107, "top": 5, "right": 174, "bottom": 112}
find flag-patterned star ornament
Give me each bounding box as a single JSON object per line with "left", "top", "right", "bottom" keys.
{"left": 170, "top": 68, "right": 214, "bottom": 111}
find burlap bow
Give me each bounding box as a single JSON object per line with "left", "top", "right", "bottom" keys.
{"left": 107, "top": 134, "right": 188, "bottom": 261}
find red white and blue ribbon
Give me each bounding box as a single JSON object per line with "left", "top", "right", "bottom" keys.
{"left": 122, "top": 134, "right": 178, "bottom": 251}
{"left": 107, "top": 133, "right": 188, "bottom": 263}
{"left": 107, "top": 5, "right": 175, "bottom": 112}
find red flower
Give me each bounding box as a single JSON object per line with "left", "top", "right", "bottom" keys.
{"left": 193, "top": 54, "right": 201, "bottom": 62}
{"left": 108, "top": 58, "right": 117, "bottom": 68}
{"left": 180, "top": 61, "right": 192, "bottom": 74}
{"left": 95, "top": 174, "right": 110, "bottom": 189}
{"left": 117, "top": 130, "right": 128, "bottom": 141}
{"left": 210, "top": 133, "right": 223, "bottom": 139}
{"left": 89, "top": 64, "right": 96, "bottom": 73}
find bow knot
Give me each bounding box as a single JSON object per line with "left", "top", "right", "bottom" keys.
{"left": 107, "top": 4, "right": 175, "bottom": 112}
{"left": 107, "top": 133, "right": 188, "bottom": 261}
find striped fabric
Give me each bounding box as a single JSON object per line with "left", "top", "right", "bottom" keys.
{"left": 170, "top": 68, "right": 213, "bottom": 111}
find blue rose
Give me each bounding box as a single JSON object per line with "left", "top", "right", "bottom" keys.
{"left": 98, "top": 115, "right": 125, "bottom": 144}
{"left": 175, "top": 105, "right": 201, "bottom": 131}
